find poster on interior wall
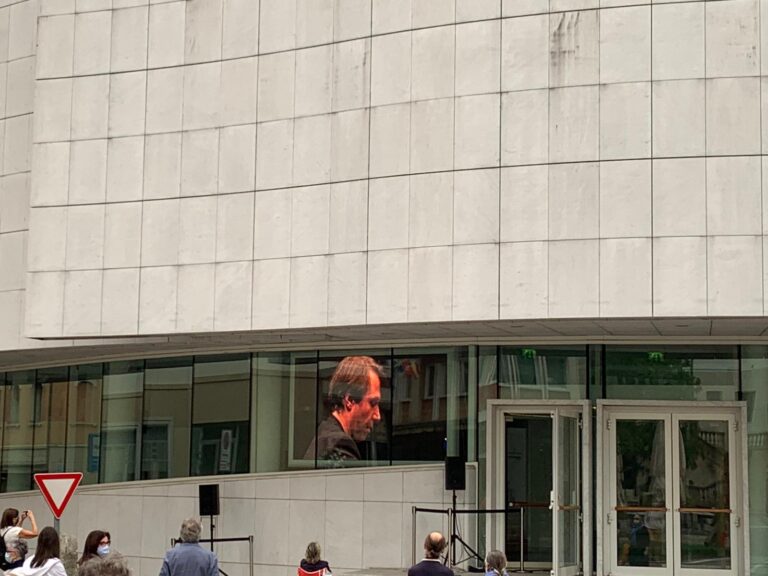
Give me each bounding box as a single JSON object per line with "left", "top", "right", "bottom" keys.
{"left": 87, "top": 433, "right": 100, "bottom": 473}
{"left": 218, "top": 429, "right": 233, "bottom": 472}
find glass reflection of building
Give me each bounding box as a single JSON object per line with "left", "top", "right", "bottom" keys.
{"left": 1, "top": 345, "right": 767, "bottom": 574}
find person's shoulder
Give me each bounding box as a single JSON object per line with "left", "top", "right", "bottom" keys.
{"left": 411, "top": 561, "right": 452, "bottom": 576}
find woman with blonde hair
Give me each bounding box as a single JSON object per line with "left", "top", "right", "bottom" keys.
{"left": 298, "top": 542, "right": 332, "bottom": 576}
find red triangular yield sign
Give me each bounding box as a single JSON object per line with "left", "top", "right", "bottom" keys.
{"left": 34, "top": 473, "right": 83, "bottom": 519}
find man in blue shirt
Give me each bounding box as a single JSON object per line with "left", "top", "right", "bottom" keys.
{"left": 160, "top": 518, "right": 218, "bottom": 576}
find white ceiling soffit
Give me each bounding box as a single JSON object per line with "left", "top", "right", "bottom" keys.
{"left": 4, "top": 318, "right": 768, "bottom": 371}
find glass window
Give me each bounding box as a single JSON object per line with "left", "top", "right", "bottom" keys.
{"left": 605, "top": 346, "right": 738, "bottom": 401}
{"left": 739, "top": 346, "right": 768, "bottom": 576}
{"left": 314, "top": 351, "right": 391, "bottom": 467}
{"left": 101, "top": 361, "right": 143, "bottom": 483}
{"left": 1, "top": 370, "right": 35, "bottom": 491}
{"left": 391, "top": 347, "right": 470, "bottom": 463}
{"left": 191, "top": 354, "right": 250, "bottom": 476}
{"left": 33, "top": 367, "right": 69, "bottom": 474}
{"left": 253, "top": 352, "right": 316, "bottom": 472}
{"left": 142, "top": 357, "right": 192, "bottom": 480}
{"left": 66, "top": 364, "right": 102, "bottom": 485}
{"left": 498, "top": 346, "right": 587, "bottom": 400}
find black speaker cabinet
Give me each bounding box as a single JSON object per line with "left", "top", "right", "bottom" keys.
{"left": 199, "top": 484, "right": 220, "bottom": 516}
{"left": 444, "top": 456, "right": 466, "bottom": 491}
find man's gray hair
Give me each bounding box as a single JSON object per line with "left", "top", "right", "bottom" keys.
{"left": 79, "top": 552, "right": 130, "bottom": 576}
{"left": 180, "top": 518, "right": 202, "bottom": 543}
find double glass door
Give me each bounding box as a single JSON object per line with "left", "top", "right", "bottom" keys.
{"left": 504, "top": 407, "right": 585, "bottom": 576}
{"left": 605, "top": 408, "right": 741, "bottom": 576}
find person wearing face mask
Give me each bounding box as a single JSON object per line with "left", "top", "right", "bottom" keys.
{"left": 77, "top": 531, "right": 111, "bottom": 569}
{"left": 5, "top": 540, "right": 28, "bottom": 570}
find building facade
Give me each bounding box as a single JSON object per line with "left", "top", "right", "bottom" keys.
{"left": 0, "top": 1, "right": 767, "bottom": 576}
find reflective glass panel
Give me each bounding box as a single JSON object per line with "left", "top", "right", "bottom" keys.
{"left": 678, "top": 420, "right": 731, "bottom": 569}
{"left": 606, "top": 346, "right": 738, "bottom": 401}
{"left": 66, "top": 364, "right": 102, "bottom": 485}
{"left": 616, "top": 419, "right": 667, "bottom": 567}
{"left": 315, "top": 351, "right": 390, "bottom": 467}
{"left": 617, "top": 511, "right": 666, "bottom": 568}
{"left": 191, "top": 354, "right": 250, "bottom": 476}
{"left": 391, "top": 347, "right": 469, "bottom": 462}
{"left": 499, "top": 346, "right": 587, "bottom": 400}
{"left": 101, "top": 361, "right": 143, "bottom": 483}
{"left": 680, "top": 512, "right": 731, "bottom": 569}
{"left": 142, "top": 357, "right": 192, "bottom": 479}
{"left": 741, "top": 346, "right": 768, "bottom": 576}
{"left": 33, "top": 367, "right": 69, "bottom": 474}
{"left": 1, "top": 370, "right": 34, "bottom": 491}
{"left": 253, "top": 351, "right": 316, "bottom": 472}
{"left": 558, "top": 415, "right": 579, "bottom": 568}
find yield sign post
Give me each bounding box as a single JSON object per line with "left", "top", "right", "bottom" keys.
{"left": 34, "top": 473, "right": 83, "bottom": 533}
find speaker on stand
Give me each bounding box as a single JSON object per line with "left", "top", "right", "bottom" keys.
{"left": 445, "top": 457, "right": 482, "bottom": 569}
{"left": 199, "top": 484, "right": 220, "bottom": 553}
{"left": 445, "top": 456, "right": 466, "bottom": 491}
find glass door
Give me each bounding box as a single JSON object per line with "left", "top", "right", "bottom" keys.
{"left": 505, "top": 414, "right": 553, "bottom": 571}
{"left": 555, "top": 412, "right": 581, "bottom": 576}
{"left": 673, "top": 415, "right": 736, "bottom": 576}
{"left": 605, "top": 407, "right": 742, "bottom": 576}
{"left": 609, "top": 414, "right": 674, "bottom": 576}
{"left": 504, "top": 409, "right": 583, "bottom": 575}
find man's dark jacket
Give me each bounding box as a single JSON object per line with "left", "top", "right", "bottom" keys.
{"left": 303, "top": 415, "right": 360, "bottom": 461}
{"left": 408, "top": 560, "right": 454, "bottom": 576}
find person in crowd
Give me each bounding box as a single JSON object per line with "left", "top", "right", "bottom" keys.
{"left": 5, "top": 540, "right": 28, "bottom": 570}
{"left": 6, "top": 526, "right": 66, "bottom": 576}
{"left": 78, "top": 531, "right": 111, "bottom": 567}
{"left": 628, "top": 514, "right": 650, "bottom": 566}
{"left": 303, "top": 356, "right": 383, "bottom": 462}
{"left": 1, "top": 509, "right": 38, "bottom": 549}
{"left": 484, "top": 550, "right": 508, "bottom": 576}
{"left": 79, "top": 551, "right": 129, "bottom": 576}
{"left": 408, "top": 532, "right": 453, "bottom": 576}
{"left": 298, "top": 542, "right": 332, "bottom": 575}
{"left": 159, "top": 518, "right": 218, "bottom": 576}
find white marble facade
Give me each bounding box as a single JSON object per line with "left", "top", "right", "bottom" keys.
{"left": 0, "top": 464, "right": 475, "bottom": 576}
{"left": 1, "top": 0, "right": 768, "bottom": 342}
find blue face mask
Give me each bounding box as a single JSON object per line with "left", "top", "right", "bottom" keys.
{"left": 97, "top": 545, "right": 110, "bottom": 557}
{"left": 4, "top": 553, "right": 12, "bottom": 564}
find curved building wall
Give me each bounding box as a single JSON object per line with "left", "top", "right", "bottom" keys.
{"left": 13, "top": 0, "right": 765, "bottom": 342}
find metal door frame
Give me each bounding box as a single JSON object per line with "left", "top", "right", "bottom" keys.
{"left": 486, "top": 400, "right": 592, "bottom": 575}
{"left": 597, "top": 400, "right": 749, "bottom": 576}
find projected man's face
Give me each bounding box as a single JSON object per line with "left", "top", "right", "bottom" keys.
{"left": 346, "top": 370, "right": 381, "bottom": 441}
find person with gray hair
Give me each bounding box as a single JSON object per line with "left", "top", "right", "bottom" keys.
{"left": 79, "top": 551, "right": 130, "bottom": 576}
{"left": 159, "top": 518, "right": 218, "bottom": 576}
{"left": 5, "top": 539, "right": 28, "bottom": 570}
{"left": 484, "top": 550, "right": 508, "bottom": 576}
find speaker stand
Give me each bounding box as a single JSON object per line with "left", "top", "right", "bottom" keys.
{"left": 209, "top": 514, "right": 230, "bottom": 576}
{"left": 449, "top": 490, "right": 483, "bottom": 569}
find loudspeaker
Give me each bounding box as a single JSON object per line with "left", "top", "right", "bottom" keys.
{"left": 199, "top": 484, "right": 220, "bottom": 516}
{"left": 444, "top": 457, "right": 465, "bottom": 491}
